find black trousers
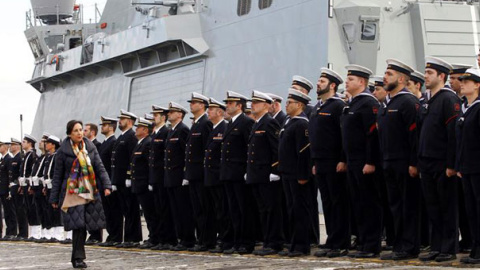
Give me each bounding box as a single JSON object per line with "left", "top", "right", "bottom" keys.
{"left": 223, "top": 181, "right": 256, "bottom": 251}
{"left": 205, "top": 184, "right": 234, "bottom": 249}
{"left": 378, "top": 170, "right": 395, "bottom": 247}
{"left": 462, "top": 173, "right": 480, "bottom": 258}
{"left": 71, "top": 228, "right": 87, "bottom": 263}
{"left": 101, "top": 189, "right": 123, "bottom": 243}
{"left": 43, "top": 189, "right": 62, "bottom": 229}
{"left": 347, "top": 168, "right": 383, "bottom": 254}
{"left": 0, "top": 195, "right": 17, "bottom": 236}
{"left": 251, "top": 181, "right": 285, "bottom": 250}
{"left": 11, "top": 186, "right": 28, "bottom": 237}
{"left": 24, "top": 187, "right": 40, "bottom": 226}
{"left": 117, "top": 186, "right": 142, "bottom": 242}
{"left": 383, "top": 168, "right": 420, "bottom": 255}
{"left": 308, "top": 176, "right": 320, "bottom": 245}
{"left": 152, "top": 183, "right": 177, "bottom": 245}
{"left": 33, "top": 187, "right": 47, "bottom": 229}
{"left": 420, "top": 171, "right": 458, "bottom": 254}
{"left": 458, "top": 179, "right": 472, "bottom": 250}
{"left": 137, "top": 191, "right": 160, "bottom": 244}
{"left": 315, "top": 165, "right": 350, "bottom": 250}
{"left": 419, "top": 178, "right": 431, "bottom": 247}
{"left": 282, "top": 176, "right": 314, "bottom": 254}
{"left": 189, "top": 180, "right": 214, "bottom": 247}
{"left": 167, "top": 186, "right": 196, "bottom": 247}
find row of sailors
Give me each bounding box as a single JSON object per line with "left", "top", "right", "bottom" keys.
{"left": 2, "top": 55, "right": 480, "bottom": 264}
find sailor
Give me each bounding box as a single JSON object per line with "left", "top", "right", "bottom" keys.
{"left": 130, "top": 118, "right": 158, "bottom": 249}
{"left": 418, "top": 56, "right": 460, "bottom": 262}
{"left": 111, "top": 110, "right": 142, "bottom": 248}
{"left": 310, "top": 68, "right": 350, "bottom": 258}
{"left": 0, "top": 141, "right": 16, "bottom": 240}
{"left": 455, "top": 68, "right": 480, "bottom": 264}
{"left": 8, "top": 138, "right": 26, "bottom": 240}
{"left": 185, "top": 92, "right": 214, "bottom": 252}
{"left": 341, "top": 64, "right": 382, "bottom": 258}
{"left": 368, "top": 80, "right": 376, "bottom": 93}
{"left": 377, "top": 59, "right": 421, "bottom": 260}
{"left": 204, "top": 98, "right": 234, "bottom": 253}
{"left": 42, "top": 135, "right": 63, "bottom": 242}
{"left": 291, "top": 75, "right": 314, "bottom": 117}
{"left": 30, "top": 133, "right": 50, "bottom": 242}
{"left": 449, "top": 64, "right": 471, "bottom": 96}
{"left": 148, "top": 105, "right": 177, "bottom": 250}
{"left": 164, "top": 102, "right": 196, "bottom": 251}
{"left": 277, "top": 89, "right": 312, "bottom": 257}
{"left": 449, "top": 63, "right": 473, "bottom": 253}
{"left": 220, "top": 91, "right": 256, "bottom": 255}
{"left": 246, "top": 90, "right": 283, "bottom": 256}
{"left": 19, "top": 134, "right": 39, "bottom": 241}
{"left": 84, "top": 123, "right": 102, "bottom": 151}
{"left": 370, "top": 75, "right": 395, "bottom": 251}
{"left": 96, "top": 116, "right": 123, "bottom": 247}
{"left": 267, "top": 93, "right": 287, "bottom": 126}
{"left": 406, "top": 70, "right": 430, "bottom": 250}
{"left": 245, "top": 101, "right": 254, "bottom": 120}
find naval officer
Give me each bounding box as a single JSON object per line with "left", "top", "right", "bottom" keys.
{"left": 0, "top": 141, "right": 16, "bottom": 240}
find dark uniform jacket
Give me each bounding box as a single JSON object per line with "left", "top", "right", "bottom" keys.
{"left": 220, "top": 113, "right": 254, "bottom": 182}
{"left": 50, "top": 138, "right": 111, "bottom": 231}
{"left": 130, "top": 136, "right": 152, "bottom": 194}
{"left": 341, "top": 90, "right": 380, "bottom": 169}
{"left": 184, "top": 114, "right": 212, "bottom": 182}
{"left": 278, "top": 113, "right": 311, "bottom": 180}
{"left": 204, "top": 120, "right": 226, "bottom": 186}
{"left": 92, "top": 139, "right": 102, "bottom": 151}
{"left": 111, "top": 128, "right": 137, "bottom": 186}
{"left": 418, "top": 88, "right": 460, "bottom": 172}
{"left": 149, "top": 125, "right": 169, "bottom": 186}
{"left": 43, "top": 152, "right": 56, "bottom": 181}
{"left": 304, "top": 104, "right": 314, "bottom": 118}
{"left": 246, "top": 113, "right": 280, "bottom": 184}
{"left": 8, "top": 152, "right": 21, "bottom": 186}
{"left": 31, "top": 154, "right": 47, "bottom": 189}
{"left": 309, "top": 96, "right": 346, "bottom": 172}
{"left": 273, "top": 110, "right": 287, "bottom": 127}
{"left": 164, "top": 122, "right": 189, "bottom": 187}
{"left": 377, "top": 89, "right": 419, "bottom": 172}
{"left": 0, "top": 154, "right": 12, "bottom": 195}
{"left": 456, "top": 98, "right": 480, "bottom": 174}
{"left": 19, "top": 150, "right": 37, "bottom": 180}
{"left": 99, "top": 135, "right": 116, "bottom": 178}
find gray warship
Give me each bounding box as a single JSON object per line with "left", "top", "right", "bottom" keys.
{"left": 25, "top": 0, "right": 480, "bottom": 139}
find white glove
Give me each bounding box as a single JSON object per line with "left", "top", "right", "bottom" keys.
{"left": 39, "top": 177, "right": 46, "bottom": 186}
{"left": 9, "top": 182, "right": 16, "bottom": 188}
{"left": 148, "top": 185, "right": 153, "bottom": 191}
{"left": 44, "top": 179, "right": 53, "bottom": 189}
{"left": 7, "top": 191, "right": 11, "bottom": 200}
{"left": 182, "top": 180, "right": 189, "bottom": 186}
{"left": 244, "top": 174, "right": 247, "bottom": 180}
{"left": 26, "top": 177, "right": 32, "bottom": 186}
{"left": 269, "top": 174, "right": 281, "bottom": 182}
{"left": 112, "top": 185, "right": 117, "bottom": 192}
{"left": 19, "top": 177, "right": 26, "bottom": 187}
{"left": 32, "top": 177, "right": 40, "bottom": 186}
{"left": 125, "top": 179, "right": 132, "bottom": 188}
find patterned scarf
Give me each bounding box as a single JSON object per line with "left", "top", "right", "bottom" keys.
{"left": 61, "top": 140, "right": 98, "bottom": 212}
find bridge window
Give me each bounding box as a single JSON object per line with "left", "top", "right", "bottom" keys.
{"left": 361, "top": 22, "right": 377, "bottom": 41}
{"left": 259, "top": 0, "right": 273, "bottom": 10}
{"left": 237, "top": 0, "right": 252, "bottom": 16}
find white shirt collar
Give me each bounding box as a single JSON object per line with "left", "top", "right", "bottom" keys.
{"left": 231, "top": 112, "right": 242, "bottom": 123}
{"left": 272, "top": 110, "right": 281, "bottom": 119}
{"left": 137, "top": 137, "right": 145, "bottom": 145}
{"left": 256, "top": 112, "right": 267, "bottom": 123}
{"left": 154, "top": 124, "right": 165, "bottom": 134}
{"left": 121, "top": 128, "right": 131, "bottom": 135}
{"left": 193, "top": 113, "right": 207, "bottom": 124}
{"left": 105, "top": 134, "right": 115, "bottom": 140}
{"left": 213, "top": 118, "right": 224, "bottom": 130}
{"left": 171, "top": 122, "right": 180, "bottom": 131}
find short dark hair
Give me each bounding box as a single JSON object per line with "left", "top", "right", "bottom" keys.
{"left": 237, "top": 100, "right": 247, "bottom": 113}
{"left": 108, "top": 123, "right": 118, "bottom": 131}
{"left": 86, "top": 123, "right": 98, "bottom": 136}
{"left": 66, "top": 120, "right": 83, "bottom": 135}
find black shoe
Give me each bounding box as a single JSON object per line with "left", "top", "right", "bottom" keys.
{"left": 60, "top": 239, "right": 72, "bottom": 244}
{"left": 139, "top": 241, "right": 156, "bottom": 249}
{"left": 353, "top": 251, "right": 379, "bottom": 258}
{"left": 380, "top": 252, "right": 396, "bottom": 260}
{"left": 85, "top": 239, "right": 100, "bottom": 246}
{"left": 188, "top": 245, "right": 209, "bottom": 252}
{"left": 152, "top": 243, "right": 173, "bottom": 251}
{"left": 278, "top": 250, "right": 289, "bottom": 256}
{"left": 236, "top": 247, "right": 253, "bottom": 255}
{"left": 382, "top": 245, "right": 393, "bottom": 251}
{"left": 209, "top": 246, "right": 225, "bottom": 253}
{"left": 34, "top": 237, "right": 48, "bottom": 243}
{"left": 1, "top": 235, "right": 15, "bottom": 241}
{"left": 171, "top": 244, "right": 189, "bottom": 251}
{"left": 435, "top": 253, "right": 456, "bottom": 262}
{"left": 223, "top": 247, "right": 237, "bottom": 255}
{"left": 461, "top": 256, "right": 480, "bottom": 264}
{"left": 121, "top": 242, "right": 139, "bottom": 249}
{"left": 419, "top": 251, "right": 440, "bottom": 261}
{"left": 392, "top": 251, "right": 418, "bottom": 261}
{"left": 254, "top": 247, "right": 279, "bottom": 256}
{"left": 327, "top": 249, "right": 348, "bottom": 258}
{"left": 313, "top": 248, "right": 331, "bottom": 257}
{"left": 72, "top": 259, "right": 88, "bottom": 269}
{"left": 288, "top": 250, "right": 309, "bottom": 257}
{"left": 26, "top": 237, "right": 36, "bottom": 242}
